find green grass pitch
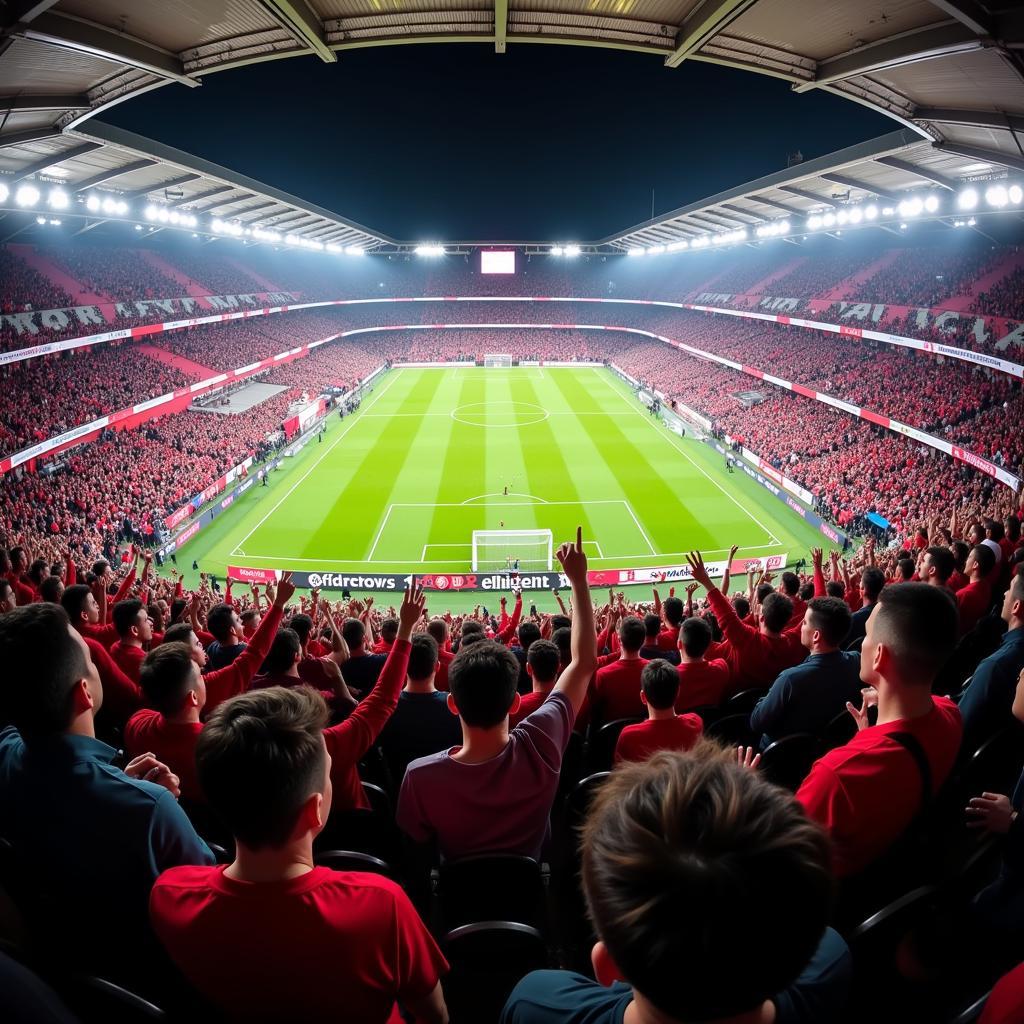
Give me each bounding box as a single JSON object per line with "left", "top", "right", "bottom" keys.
{"left": 180, "top": 365, "right": 838, "bottom": 610}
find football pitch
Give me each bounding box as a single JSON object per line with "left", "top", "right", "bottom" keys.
{"left": 182, "top": 365, "right": 836, "bottom": 607}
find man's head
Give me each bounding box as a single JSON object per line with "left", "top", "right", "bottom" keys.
{"left": 800, "top": 597, "right": 851, "bottom": 653}
{"left": 966, "top": 544, "right": 996, "bottom": 583}
{"left": 760, "top": 592, "right": 793, "bottom": 635}
{"left": 825, "top": 581, "right": 845, "bottom": 600}
{"left": 407, "top": 632, "right": 438, "bottom": 684}
{"left": 951, "top": 540, "right": 970, "bottom": 573}
{"left": 732, "top": 596, "right": 750, "bottom": 620}
{"left": 140, "top": 642, "right": 204, "bottom": 716}
{"left": 640, "top": 659, "right": 679, "bottom": 711}
{"left": 799, "top": 582, "right": 815, "bottom": 602}
{"left": 342, "top": 617, "right": 367, "bottom": 652}
{"left": 91, "top": 559, "right": 110, "bottom": 581}
{"left": 264, "top": 628, "right": 302, "bottom": 675}
{"left": 9, "top": 546, "right": 27, "bottom": 573}
{"left": 618, "top": 616, "right": 645, "bottom": 654}
{"left": 755, "top": 583, "right": 775, "bottom": 605}
{"left": 207, "top": 602, "right": 243, "bottom": 645}
{"left": 447, "top": 639, "right": 520, "bottom": 728}
{"left": 920, "top": 546, "right": 955, "bottom": 586}
{"left": 379, "top": 617, "right": 399, "bottom": 644}
{"left": 662, "top": 597, "right": 684, "bottom": 628}
{"left": 0, "top": 604, "right": 101, "bottom": 741}
{"left": 113, "top": 599, "right": 153, "bottom": 644}
{"left": 427, "top": 618, "right": 448, "bottom": 646}
{"left": 526, "top": 638, "right": 559, "bottom": 686}
{"left": 36, "top": 575, "right": 63, "bottom": 605}
{"left": 642, "top": 613, "right": 661, "bottom": 642}
{"left": 0, "top": 580, "right": 16, "bottom": 614}
{"left": 1006, "top": 515, "right": 1021, "bottom": 542}
{"left": 780, "top": 572, "right": 800, "bottom": 598}
{"left": 197, "top": 686, "right": 331, "bottom": 849}
{"left": 582, "top": 747, "right": 831, "bottom": 1021}
{"left": 550, "top": 614, "right": 572, "bottom": 633}
{"left": 679, "top": 617, "right": 712, "bottom": 660}
{"left": 27, "top": 559, "right": 48, "bottom": 588}
{"left": 552, "top": 626, "right": 572, "bottom": 666}
{"left": 860, "top": 566, "right": 885, "bottom": 603}
{"left": 897, "top": 558, "right": 916, "bottom": 582}
{"left": 163, "top": 622, "right": 209, "bottom": 667}
{"left": 516, "top": 620, "right": 541, "bottom": 652}
{"left": 986, "top": 519, "right": 1005, "bottom": 543}
{"left": 1002, "top": 566, "right": 1024, "bottom": 629}
{"left": 240, "top": 608, "right": 260, "bottom": 638}
{"left": 862, "top": 582, "right": 957, "bottom": 690}
{"left": 289, "top": 613, "right": 314, "bottom": 648}
{"left": 61, "top": 584, "right": 100, "bottom": 627}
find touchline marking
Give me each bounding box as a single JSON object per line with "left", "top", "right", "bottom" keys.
{"left": 230, "top": 369, "right": 403, "bottom": 556}
{"left": 623, "top": 501, "right": 657, "bottom": 555}
{"left": 599, "top": 373, "right": 781, "bottom": 546}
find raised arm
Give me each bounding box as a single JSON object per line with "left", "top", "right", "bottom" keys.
{"left": 687, "top": 549, "right": 754, "bottom": 646}
{"left": 552, "top": 527, "right": 597, "bottom": 714}
{"left": 721, "top": 544, "right": 739, "bottom": 596}
{"left": 495, "top": 592, "right": 523, "bottom": 645}
{"left": 811, "top": 548, "right": 827, "bottom": 598}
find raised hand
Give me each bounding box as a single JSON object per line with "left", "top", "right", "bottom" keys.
{"left": 273, "top": 571, "right": 296, "bottom": 609}
{"left": 966, "top": 792, "right": 1015, "bottom": 833}
{"left": 845, "top": 687, "right": 877, "bottom": 731}
{"left": 399, "top": 577, "right": 426, "bottom": 638}
{"left": 811, "top": 548, "right": 823, "bottom": 568}
{"left": 737, "top": 746, "right": 761, "bottom": 772}
{"left": 685, "top": 550, "right": 713, "bottom": 591}
{"left": 556, "top": 526, "right": 588, "bottom": 583}
{"left": 728, "top": 544, "right": 739, "bottom": 562}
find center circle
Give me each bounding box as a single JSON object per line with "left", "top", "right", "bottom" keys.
{"left": 451, "top": 401, "right": 550, "bottom": 427}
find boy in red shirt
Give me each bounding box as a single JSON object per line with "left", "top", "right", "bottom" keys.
{"left": 150, "top": 684, "right": 448, "bottom": 1024}
{"left": 109, "top": 598, "right": 153, "bottom": 684}
{"left": 676, "top": 617, "right": 731, "bottom": 709}
{"left": 509, "top": 638, "right": 559, "bottom": 727}
{"left": 615, "top": 660, "right": 703, "bottom": 764}
{"left": 592, "top": 616, "right": 649, "bottom": 724}
{"left": 796, "top": 583, "right": 962, "bottom": 878}
{"left": 956, "top": 544, "right": 995, "bottom": 636}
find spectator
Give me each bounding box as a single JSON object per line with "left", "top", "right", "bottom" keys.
{"left": 847, "top": 566, "right": 885, "bottom": 646}
{"left": 613, "top": 659, "right": 703, "bottom": 763}
{"left": 205, "top": 601, "right": 247, "bottom": 670}
{"left": 957, "top": 544, "right": 996, "bottom": 636}
{"left": 591, "top": 615, "right": 649, "bottom": 724}
{"left": 509, "top": 638, "right": 561, "bottom": 727}
{"left": 675, "top": 616, "right": 731, "bottom": 708}
{"left": 109, "top": 598, "right": 153, "bottom": 684}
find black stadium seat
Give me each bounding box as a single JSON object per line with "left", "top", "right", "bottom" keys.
{"left": 758, "top": 733, "right": 821, "bottom": 792}
{"left": 438, "top": 854, "right": 545, "bottom": 929}
{"left": 586, "top": 717, "right": 643, "bottom": 772}
{"left": 314, "top": 849, "right": 395, "bottom": 878}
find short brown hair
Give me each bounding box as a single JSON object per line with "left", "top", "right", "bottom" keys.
{"left": 196, "top": 686, "right": 329, "bottom": 849}
{"left": 582, "top": 744, "right": 831, "bottom": 1019}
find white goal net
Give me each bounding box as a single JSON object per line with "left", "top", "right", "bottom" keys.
{"left": 484, "top": 353, "right": 513, "bottom": 367}
{"left": 472, "top": 529, "right": 553, "bottom": 571}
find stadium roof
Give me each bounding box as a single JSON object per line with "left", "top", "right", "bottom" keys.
{"left": 0, "top": 1, "right": 1022, "bottom": 249}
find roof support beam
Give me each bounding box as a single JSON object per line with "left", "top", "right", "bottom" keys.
{"left": 0, "top": 126, "right": 63, "bottom": 149}
{"left": 0, "top": 93, "right": 89, "bottom": 112}
{"left": 689, "top": 210, "right": 744, "bottom": 228}
{"left": 933, "top": 140, "right": 1024, "bottom": 175}
{"left": 71, "top": 159, "right": 156, "bottom": 192}
{"left": 874, "top": 155, "right": 958, "bottom": 191}
{"left": 820, "top": 172, "right": 901, "bottom": 201}
{"left": 664, "top": 0, "right": 762, "bottom": 69}
{"left": 236, "top": 202, "right": 286, "bottom": 221}
{"left": 750, "top": 195, "right": 804, "bottom": 215}
{"left": 793, "top": 22, "right": 984, "bottom": 93}
{"left": 191, "top": 190, "right": 254, "bottom": 213}
{"left": 719, "top": 202, "right": 766, "bottom": 222}
{"left": 776, "top": 184, "right": 836, "bottom": 207}
{"left": 925, "top": 0, "right": 992, "bottom": 36}
{"left": 256, "top": 1, "right": 335, "bottom": 63}
{"left": 915, "top": 106, "right": 1024, "bottom": 134}
{"left": 10, "top": 141, "right": 101, "bottom": 182}
{"left": 494, "top": 0, "right": 508, "bottom": 53}
{"left": 1, "top": 0, "right": 60, "bottom": 26}
{"left": 167, "top": 185, "right": 233, "bottom": 209}
{"left": 123, "top": 173, "right": 201, "bottom": 199}
{"left": 19, "top": 13, "right": 199, "bottom": 89}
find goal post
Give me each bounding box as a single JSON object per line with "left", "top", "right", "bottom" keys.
{"left": 484, "top": 353, "right": 513, "bottom": 367}
{"left": 472, "top": 529, "right": 553, "bottom": 571}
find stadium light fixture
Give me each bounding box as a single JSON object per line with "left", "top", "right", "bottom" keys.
{"left": 807, "top": 215, "right": 822, "bottom": 230}
{"left": 899, "top": 222, "right": 908, "bottom": 230}
{"left": 848, "top": 208, "right": 863, "bottom": 224}
{"left": 627, "top": 247, "right": 644, "bottom": 256}
{"left": 144, "top": 204, "right": 157, "bottom": 220}
{"left": 563, "top": 244, "right": 581, "bottom": 257}
{"left": 345, "top": 246, "right": 365, "bottom": 256}
{"left": 864, "top": 204, "right": 878, "bottom": 220}
{"left": 49, "top": 218, "right": 60, "bottom": 226}
{"left": 898, "top": 197, "right": 923, "bottom": 218}
{"left": 35, "top": 215, "right": 45, "bottom": 225}
{"left": 924, "top": 194, "right": 940, "bottom": 214}
{"left": 1010, "top": 184, "right": 1023, "bottom": 205}
{"left": 822, "top": 213, "right": 836, "bottom": 228}
{"left": 48, "top": 188, "right": 69, "bottom": 210}
{"left": 882, "top": 206, "right": 894, "bottom": 216}
{"left": 549, "top": 246, "right": 563, "bottom": 256}
{"left": 666, "top": 240, "right": 688, "bottom": 251}
{"left": 836, "top": 210, "right": 848, "bottom": 226}
{"left": 15, "top": 184, "right": 40, "bottom": 207}
{"left": 414, "top": 244, "right": 445, "bottom": 256}
{"left": 646, "top": 245, "right": 665, "bottom": 255}
{"left": 0, "top": 183, "right": 7, "bottom": 205}
{"left": 134, "top": 224, "right": 143, "bottom": 231}
{"left": 986, "top": 185, "right": 1009, "bottom": 208}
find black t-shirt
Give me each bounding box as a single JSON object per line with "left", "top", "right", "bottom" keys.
{"left": 639, "top": 644, "right": 680, "bottom": 665}
{"left": 340, "top": 652, "right": 387, "bottom": 691}
{"left": 377, "top": 691, "right": 463, "bottom": 782}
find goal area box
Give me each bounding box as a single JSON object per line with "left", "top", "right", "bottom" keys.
{"left": 483, "top": 353, "right": 514, "bottom": 368}
{"left": 472, "top": 529, "right": 553, "bottom": 571}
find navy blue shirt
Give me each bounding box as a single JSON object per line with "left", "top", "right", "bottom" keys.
{"left": 957, "top": 627, "right": 1024, "bottom": 756}
{"left": 640, "top": 644, "right": 681, "bottom": 666}
{"left": 377, "top": 690, "right": 463, "bottom": 782}
{"left": 750, "top": 650, "right": 863, "bottom": 750}
{"left": 0, "top": 727, "right": 213, "bottom": 968}
{"left": 205, "top": 639, "right": 246, "bottom": 671}
{"left": 341, "top": 651, "right": 387, "bottom": 692}
{"left": 846, "top": 601, "right": 875, "bottom": 646}
{"left": 501, "top": 928, "right": 851, "bottom": 1024}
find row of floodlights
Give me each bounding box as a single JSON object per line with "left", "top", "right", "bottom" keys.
{"left": 144, "top": 205, "right": 198, "bottom": 229}
{"left": 0, "top": 182, "right": 130, "bottom": 217}
{"left": 549, "top": 245, "right": 581, "bottom": 257}
{"left": 628, "top": 227, "right": 750, "bottom": 256}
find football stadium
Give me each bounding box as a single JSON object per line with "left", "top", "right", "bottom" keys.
{"left": 2, "top": 1, "right": 1024, "bottom": 1022}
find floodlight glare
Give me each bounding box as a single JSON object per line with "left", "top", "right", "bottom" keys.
{"left": 15, "top": 185, "right": 40, "bottom": 207}
{"left": 957, "top": 188, "right": 978, "bottom": 210}
{"left": 986, "top": 185, "right": 1009, "bottom": 208}
{"left": 778, "top": 220, "right": 790, "bottom": 233}
{"left": 564, "top": 244, "right": 581, "bottom": 257}
{"left": 0, "top": 183, "right": 8, "bottom": 204}
{"left": 48, "top": 188, "right": 69, "bottom": 210}
{"left": 924, "top": 195, "right": 940, "bottom": 214}
{"left": 898, "top": 197, "right": 923, "bottom": 218}
{"left": 836, "top": 210, "right": 848, "bottom": 225}
{"left": 864, "top": 205, "right": 878, "bottom": 220}
{"left": 157, "top": 208, "right": 169, "bottom": 223}
{"left": 345, "top": 246, "right": 365, "bottom": 256}
{"left": 666, "top": 240, "right": 688, "bottom": 251}
{"left": 807, "top": 215, "right": 822, "bottom": 230}
{"left": 822, "top": 213, "right": 836, "bottom": 227}
{"left": 882, "top": 207, "right": 894, "bottom": 216}
{"left": 646, "top": 245, "right": 665, "bottom": 255}
{"left": 35, "top": 215, "right": 46, "bottom": 225}
{"left": 211, "top": 219, "right": 223, "bottom": 232}
{"left": 627, "top": 247, "right": 644, "bottom": 256}
{"left": 550, "top": 246, "right": 563, "bottom": 256}
{"left": 849, "top": 208, "right": 863, "bottom": 224}
{"left": 85, "top": 195, "right": 100, "bottom": 212}
{"left": 144, "top": 205, "right": 158, "bottom": 220}
{"left": 1010, "top": 185, "right": 1023, "bottom": 205}
{"left": 414, "top": 245, "right": 444, "bottom": 256}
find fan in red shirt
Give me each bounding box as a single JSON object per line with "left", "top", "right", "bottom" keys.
{"left": 372, "top": 616, "right": 398, "bottom": 654}
{"left": 150, "top": 681, "right": 448, "bottom": 1024}
{"left": 652, "top": 591, "right": 685, "bottom": 651}
{"left": 956, "top": 544, "right": 995, "bottom": 636}
{"left": 615, "top": 660, "right": 703, "bottom": 764}
{"left": 676, "top": 616, "right": 731, "bottom": 709}
{"left": 125, "top": 577, "right": 294, "bottom": 802}
{"left": 426, "top": 618, "right": 453, "bottom": 690}
{"left": 592, "top": 616, "right": 649, "bottom": 725}
{"left": 685, "top": 550, "right": 804, "bottom": 691}
{"left": 109, "top": 599, "right": 153, "bottom": 684}
{"left": 796, "top": 583, "right": 962, "bottom": 879}
{"left": 509, "top": 638, "right": 559, "bottom": 727}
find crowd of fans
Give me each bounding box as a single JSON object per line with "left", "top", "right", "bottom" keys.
{"left": 0, "top": 247, "right": 73, "bottom": 313}
{"left": 43, "top": 246, "right": 184, "bottom": 303}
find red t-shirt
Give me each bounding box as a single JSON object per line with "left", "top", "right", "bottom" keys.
{"left": 125, "top": 711, "right": 204, "bottom": 802}
{"left": 980, "top": 961, "right": 1024, "bottom": 1024}
{"left": 150, "top": 864, "right": 448, "bottom": 1023}
{"left": 614, "top": 714, "right": 703, "bottom": 764}
{"left": 592, "top": 658, "right": 648, "bottom": 723}
{"left": 676, "top": 659, "right": 731, "bottom": 709}
{"left": 796, "top": 696, "right": 962, "bottom": 878}
{"left": 956, "top": 579, "right": 991, "bottom": 636}
{"left": 655, "top": 628, "right": 679, "bottom": 651}
{"left": 109, "top": 640, "right": 146, "bottom": 684}
{"left": 509, "top": 688, "right": 551, "bottom": 728}
{"left": 435, "top": 647, "right": 453, "bottom": 692}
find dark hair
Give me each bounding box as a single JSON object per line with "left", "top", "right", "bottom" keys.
{"left": 760, "top": 592, "right": 793, "bottom": 634}
{"left": 206, "top": 603, "right": 236, "bottom": 643}
{"left": 874, "top": 582, "right": 957, "bottom": 683}
{"left": 861, "top": 567, "right": 885, "bottom": 602}
{"left": 825, "top": 581, "right": 845, "bottom": 600}
{"left": 427, "top": 618, "right": 448, "bottom": 644}
{"left": 550, "top": 614, "right": 571, "bottom": 632}
{"left": 289, "top": 613, "right": 314, "bottom": 645}
{"left": 197, "top": 686, "right": 329, "bottom": 849}
{"left": 552, "top": 626, "right": 572, "bottom": 661}
{"left": 806, "top": 597, "right": 852, "bottom": 648}
{"left": 970, "top": 544, "right": 996, "bottom": 578}
{"left": 951, "top": 540, "right": 970, "bottom": 571}
{"left": 38, "top": 576, "right": 63, "bottom": 604}
{"left": 61, "top": 584, "right": 92, "bottom": 624}
{"left": 516, "top": 620, "right": 540, "bottom": 651}
{"left": 112, "top": 599, "right": 144, "bottom": 639}
{"left": 732, "top": 596, "right": 750, "bottom": 620}
{"left": 640, "top": 659, "right": 679, "bottom": 710}
{"left": 799, "top": 582, "right": 815, "bottom": 601}
{"left": 170, "top": 598, "right": 187, "bottom": 624}
{"left": 923, "top": 546, "right": 955, "bottom": 584}
{"left": 755, "top": 583, "right": 774, "bottom": 604}
{"left": 342, "top": 617, "right": 366, "bottom": 648}
{"left": 662, "top": 596, "right": 684, "bottom": 627}
{"left": 264, "top": 628, "right": 301, "bottom": 675}
{"left": 526, "top": 639, "right": 559, "bottom": 683}
{"left": 448, "top": 640, "right": 520, "bottom": 728}
{"left": 380, "top": 617, "right": 399, "bottom": 641}
{"left": 461, "top": 619, "right": 485, "bottom": 638}
{"left": 139, "top": 643, "right": 196, "bottom": 715}
{"left": 27, "top": 559, "right": 48, "bottom": 586}
{"left": 0, "top": 604, "right": 88, "bottom": 741}
{"left": 582, "top": 746, "right": 831, "bottom": 1021}
{"left": 163, "top": 622, "right": 194, "bottom": 646}
{"left": 407, "top": 633, "right": 438, "bottom": 681}
{"left": 780, "top": 572, "right": 800, "bottom": 596}
{"left": 90, "top": 559, "right": 109, "bottom": 578}
{"left": 619, "top": 616, "right": 645, "bottom": 653}
{"left": 642, "top": 613, "right": 661, "bottom": 639}
{"left": 0, "top": 579, "right": 13, "bottom": 605}
{"left": 240, "top": 609, "right": 259, "bottom": 626}
{"left": 1006, "top": 515, "right": 1022, "bottom": 542}
{"left": 897, "top": 558, "right": 916, "bottom": 581}
{"left": 986, "top": 519, "right": 1005, "bottom": 543}
{"left": 680, "top": 617, "right": 712, "bottom": 658}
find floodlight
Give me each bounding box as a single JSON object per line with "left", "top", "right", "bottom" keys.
{"left": 564, "top": 244, "right": 581, "bottom": 257}
{"left": 778, "top": 220, "right": 790, "bottom": 233}
{"left": 550, "top": 246, "right": 563, "bottom": 256}
{"left": 882, "top": 206, "right": 894, "bottom": 216}
{"left": 115, "top": 201, "right": 128, "bottom": 215}
{"left": 836, "top": 210, "right": 848, "bottom": 225}
{"left": 1009, "top": 185, "right": 1023, "bottom": 205}
{"left": 135, "top": 224, "right": 143, "bottom": 231}
{"left": 48, "top": 188, "right": 69, "bottom": 209}
{"left": 144, "top": 205, "right": 158, "bottom": 220}
{"left": 667, "top": 240, "right": 688, "bottom": 251}
{"left": 85, "top": 194, "right": 100, "bottom": 212}
{"left": 157, "top": 208, "right": 169, "bottom": 223}
{"left": 49, "top": 219, "right": 60, "bottom": 226}
{"left": 627, "top": 247, "right": 644, "bottom": 256}
{"left": 414, "top": 244, "right": 444, "bottom": 256}
{"left": 345, "top": 246, "right": 365, "bottom": 256}
{"left": 924, "top": 194, "right": 940, "bottom": 213}
{"left": 326, "top": 243, "right": 342, "bottom": 253}
{"left": 646, "top": 245, "right": 665, "bottom": 254}
{"left": 898, "top": 197, "right": 923, "bottom": 218}
{"left": 849, "top": 208, "right": 862, "bottom": 224}
{"left": 15, "top": 185, "right": 40, "bottom": 207}
{"left": 807, "top": 215, "right": 822, "bottom": 230}
{"left": 212, "top": 219, "right": 223, "bottom": 232}
{"left": 864, "top": 205, "right": 878, "bottom": 220}
{"left": 899, "top": 223, "right": 908, "bottom": 230}
{"left": 35, "top": 215, "right": 46, "bottom": 225}
{"left": 822, "top": 213, "right": 835, "bottom": 227}
{"left": 986, "top": 185, "right": 1009, "bottom": 208}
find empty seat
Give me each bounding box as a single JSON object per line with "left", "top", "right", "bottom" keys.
{"left": 586, "top": 717, "right": 643, "bottom": 773}
{"left": 725, "top": 687, "right": 768, "bottom": 716}
{"left": 705, "top": 713, "right": 756, "bottom": 748}
{"left": 314, "top": 849, "right": 394, "bottom": 878}
{"left": 438, "top": 854, "right": 545, "bottom": 929}
{"left": 759, "top": 734, "right": 821, "bottom": 792}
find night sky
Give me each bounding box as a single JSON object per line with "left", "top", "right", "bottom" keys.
{"left": 106, "top": 44, "right": 894, "bottom": 242}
